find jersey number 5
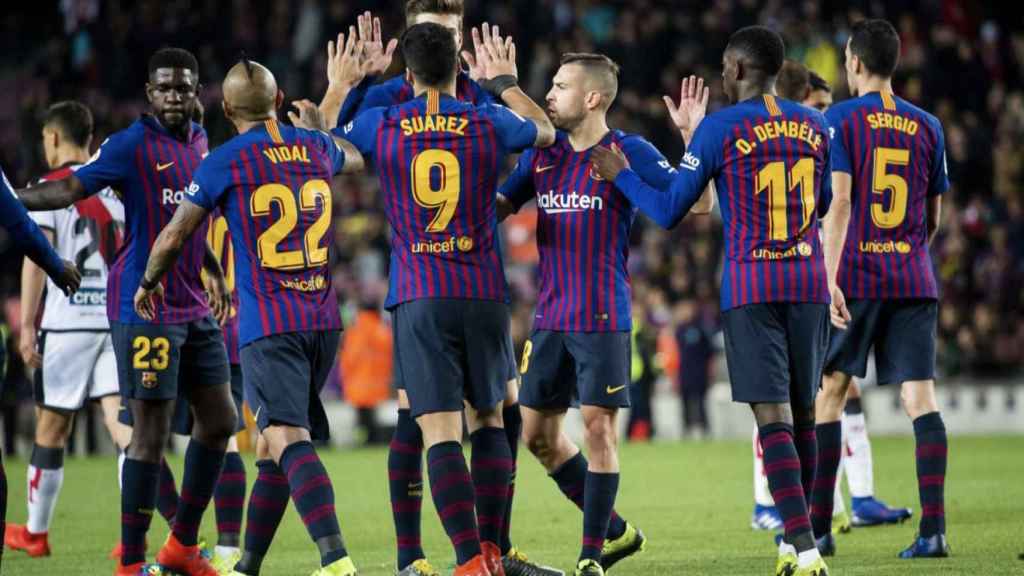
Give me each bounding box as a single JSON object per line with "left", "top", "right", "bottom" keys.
{"left": 251, "top": 180, "right": 332, "bottom": 270}
{"left": 411, "top": 149, "right": 461, "bottom": 233}
{"left": 755, "top": 158, "right": 816, "bottom": 241}
{"left": 871, "top": 147, "right": 910, "bottom": 229}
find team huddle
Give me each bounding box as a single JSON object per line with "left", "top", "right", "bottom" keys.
{"left": 0, "top": 1, "right": 951, "bottom": 576}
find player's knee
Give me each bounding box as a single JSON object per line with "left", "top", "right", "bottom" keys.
{"left": 583, "top": 414, "right": 617, "bottom": 453}
{"left": 523, "top": 426, "right": 553, "bottom": 459}
{"left": 900, "top": 380, "right": 938, "bottom": 419}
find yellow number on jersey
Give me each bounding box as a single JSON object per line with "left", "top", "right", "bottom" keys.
{"left": 251, "top": 180, "right": 333, "bottom": 270}
{"left": 204, "top": 215, "right": 235, "bottom": 293}
{"left": 132, "top": 336, "right": 170, "bottom": 371}
{"left": 411, "top": 149, "right": 461, "bottom": 233}
{"left": 871, "top": 147, "right": 910, "bottom": 229}
{"left": 755, "top": 158, "right": 816, "bottom": 241}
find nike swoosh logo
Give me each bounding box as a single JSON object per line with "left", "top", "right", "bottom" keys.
{"left": 606, "top": 385, "right": 627, "bottom": 394}
{"left": 254, "top": 406, "right": 262, "bottom": 421}
{"left": 535, "top": 164, "right": 556, "bottom": 173}
{"left": 156, "top": 161, "right": 175, "bottom": 171}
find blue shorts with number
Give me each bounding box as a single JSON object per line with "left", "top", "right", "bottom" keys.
{"left": 392, "top": 299, "right": 513, "bottom": 418}
{"left": 825, "top": 299, "right": 937, "bottom": 386}
{"left": 722, "top": 303, "right": 829, "bottom": 408}
{"left": 519, "top": 330, "right": 631, "bottom": 410}
{"left": 241, "top": 330, "right": 340, "bottom": 441}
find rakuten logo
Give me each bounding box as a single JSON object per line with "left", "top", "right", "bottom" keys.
{"left": 537, "top": 190, "right": 604, "bottom": 214}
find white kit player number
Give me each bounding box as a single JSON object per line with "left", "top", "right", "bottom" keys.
{"left": 74, "top": 216, "right": 121, "bottom": 277}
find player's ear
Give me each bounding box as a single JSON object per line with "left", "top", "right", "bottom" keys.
{"left": 144, "top": 81, "right": 155, "bottom": 105}
{"left": 405, "top": 69, "right": 413, "bottom": 85}
{"left": 221, "top": 100, "right": 233, "bottom": 122}
{"left": 275, "top": 89, "right": 285, "bottom": 110}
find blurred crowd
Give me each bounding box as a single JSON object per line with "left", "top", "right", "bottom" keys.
{"left": 1, "top": 1, "right": 1021, "bottom": 440}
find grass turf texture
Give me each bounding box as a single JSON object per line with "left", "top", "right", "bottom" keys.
{"left": 2, "top": 436, "right": 1021, "bottom": 575}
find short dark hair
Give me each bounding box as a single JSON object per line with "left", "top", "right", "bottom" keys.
{"left": 561, "top": 53, "right": 620, "bottom": 102}
{"left": 849, "top": 19, "right": 900, "bottom": 78}
{"left": 776, "top": 60, "right": 809, "bottom": 101}
{"left": 402, "top": 22, "right": 457, "bottom": 87}
{"left": 43, "top": 101, "right": 93, "bottom": 148}
{"left": 808, "top": 70, "right": 830, "bottom": 93}
{"left": 727, "top": 26, "right": 786, "bottom": 76}
{"left": 405, "top": 0, "right": 463, "bottom": 23}
{"left": 148, "top": 47, "right": 199, "bottom": 77}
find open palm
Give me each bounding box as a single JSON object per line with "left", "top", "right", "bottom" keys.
{"left": 663, "top": 75, "right": 710, "bottom": 141}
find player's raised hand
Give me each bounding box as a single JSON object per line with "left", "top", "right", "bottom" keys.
{"left": 325, "top": 29, "right": 367, "bottom": 89}
{"left": 591, "top": 144, "right": 631, "bottom": 182}
{"left": 356, "top": 11, "right": 398, "bottom": 77}
{"left": 829, "top": 285, "right": 852, "bottom": 330}
{"left": 289, "top": 99, "right": 327, "bottom": 131}
{"left": 466, "top": 23, "right": 518, "bottom": 81}
{"left": 664, "top": 75, "right": 710, "bottom": 142}
{"left": 52, "top": 260, "right": 81, "bottom": 297}
{"left": 134, "top": 282, "right": 164, "bottom": 322}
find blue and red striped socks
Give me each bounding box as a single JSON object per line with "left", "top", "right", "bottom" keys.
{"left": 280, "top": 441, "right": 348, "bottom": 567}
{"left": 173, "top": 440, "right": 227, "bottom": 546}
{"left": 759, "top": 423, "right": 813, "bottom": 548}
{"left": 501, "top": 404, "right": 522, "bottom": 554}
{"left": 470, "top": 427, "right": 513, "bottom": 549}
{"left": 913, "top": 412, "right": 947, "bottom": 537}
{"left": 389, "top": 409, "right": 425, "bottom": 570}
{"left": 236, "top": 459, "right": 291, "bottom": 575}
{"left": 215, "top": 452, "right": 247, "bottom": 547}
{"left": 550, "top": 452, "right": 628, "bottom": 540}
{"left": 427, "top": 441, "right": 481, "bottom": 565}
{"left": 794, "top": 422, "right": 818, "bottom": 506}
{"left": 810, "top": 421, "right": 842, "bottom": 537}
{"left": 121, "top": 458, "right": 160, "bottom": 566}
{"left": 157, "top": 457, "right": 179, "bottom": 525}
{"left": 580, "top": 471, "right": 619, "bottom": 562}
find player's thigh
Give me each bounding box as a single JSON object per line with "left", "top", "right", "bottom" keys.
{"left": 877, "top": 299, "right": 938, "bottom": 386}
{"left": 392, "top": 299, "right": 466, "bottom": 418}
{"left": 306, "top": 329, "right": 341, "bottom": 441}
{"left": 228, "top": 363, "right": 247, "bottom": 432}
{"left": 180, "top": 316, "right": 231, "bottom": 391}
{"left": 518, "top": 329, "right": 576, "bottom": 412}
{"left": 111, "top": 321, "right": 186, "bottom": 401}
{"left": 783, "top": 303, "right": 830, "bottom": 411}
{"left": 824, "top": 299, "right": 882, "bottom": 380}
{"left": 36, "top": 331, "right": 103, "bottom": 412}
{"left": 88, "top": 332, "right": 121, "bottom": 402}
{"left": 241, "top": 333, "right": 316, "bottom": 436}
{"left": 722, "top": 304, "right": 791, "bottom": 404}
{"left": 462, "top": 300, "right": 515, "bottom": 415}
{"left": 563, "top": 331, "right": 631, "bottom": 409}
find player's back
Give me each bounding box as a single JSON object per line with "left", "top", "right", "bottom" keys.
{"left": 826, "top": 91, "right": 947, "bottom": 300}
{"left": 189, "top": 119, "right": 343, "bottom": 346}
{"left": 707, "top": 94, "right": 832, "bottom": 310}
{"left": 341, "top": 88, "right": 538, "bottom": 308}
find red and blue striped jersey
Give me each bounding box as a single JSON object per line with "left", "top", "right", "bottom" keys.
{"left": 337, "top": 71, "right": 492, "bottom": 127}
{"left": 826, "top": 91, "right": 948, "bottom": 300}
{"left": 614, "top": 95, "right": 832, "bottom": 311}
{"left": 337, "top": 89, "right": 538, "bottom": 309}
{"left": 188, "top": 120, "right": 346, "bottom": 347}
{"left": 500, "top": 130, "right": 677, "bottom": 332}
{"left": 74, "top": 115, "right": 210, "bottom": 324}
{"left": 205, "top": 211, "right": 240, "bottom": 363}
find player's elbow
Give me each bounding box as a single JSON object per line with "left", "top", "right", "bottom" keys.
{"left": 534, "top": 122, "right": 556, "bottom": 148}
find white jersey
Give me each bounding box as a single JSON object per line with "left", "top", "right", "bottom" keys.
{"left": 29, "top": 164, "right": 124, "bottom": 331}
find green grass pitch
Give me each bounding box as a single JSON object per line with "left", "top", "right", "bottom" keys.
{"left": 3, "top": 435, "right": 1022, "bottom": 575}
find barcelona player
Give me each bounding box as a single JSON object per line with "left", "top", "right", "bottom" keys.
{"left": 498, "top": 53, "right": 712, "bottom": 576}
{"left": 811, "top": 19, "right": 950, "bottom": 560}
{"left": 338, "top": 21, "right": 554, "bottom": 576}
{"left": 592, "top": 26, "right": 833, "bottom": 576}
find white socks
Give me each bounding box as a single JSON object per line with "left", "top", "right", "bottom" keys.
{"left": 843, "top": 412, "right": 874, "bottom": 498}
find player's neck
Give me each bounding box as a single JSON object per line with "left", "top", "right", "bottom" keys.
{"left": 51, "top": 147, "right": 89, "bottom": 168}
{"left": 858, "top": 76, "right": 894, "bottom": 97}
{"left": 567, "top": 114, "right": 609, "bottom": 152}
{"left": 736, "top": 80, "right": 775, "bottom": 103}
{"left": 413, "top": 79, "right": 457, "bottom": 99}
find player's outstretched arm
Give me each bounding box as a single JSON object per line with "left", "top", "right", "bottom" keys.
{"left": 2, "top": 175, "right": 81, "bottom": 294}
{"left": 667, "top": 75, "right": 716, "bottom": 211}
{"left": 467, "top": 23, "right": 555, "bottom": 147}
{"left": 289, "top": 99, "right": 366, "bottom": 174}
{"left": 927, "top": 194, "right": 941, "bottom": 245}
{"left": 16, "top": 174, "right": 89, "bottom": 211}
{"left": 823, "top": 171, "right": 853, "bottom": 329}
{"left": 135, "top": 198, "right": 210, "bottom": 320}
{"left": 318, "top": 29, "right": 374, "bottom": 129}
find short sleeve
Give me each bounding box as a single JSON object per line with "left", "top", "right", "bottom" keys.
{"left": 186, "top": 156, "right": 227, "bottom": 211}
{"left": 333, "top": 107, "right": 385, "bottom": 161}
{"left": 74, "top": 132, "right": 131, "bottom": 195}
{"left": 315, "top": 130, "right": 346, "bottom": 176}
{"left": 825, "top": 107, "right": 852, "bottom": 174}
{"left": 928, "top": 120, "right": 950, "bottom": 197}
{"left": 479, "top": 104, "right": 538, "bottom": 153}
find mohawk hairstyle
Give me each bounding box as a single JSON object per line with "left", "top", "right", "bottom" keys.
{"left": 238, "top": 50, "right": 254, "bottom": 79}
{"left": 148, "top": 47, "right": 199, "bottom": 76}
{"left": 726, "top": 26, "right": 786, "bottom": 76}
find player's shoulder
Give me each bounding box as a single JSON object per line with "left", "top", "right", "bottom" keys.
{"left": 824, "top": 96, "right": 864, "bottom": 124}
{"left": 895, "top": 96, "right": 943, "bottom": 133}
{"left": 104, "top": 119, "right": 148, "bottom": 149}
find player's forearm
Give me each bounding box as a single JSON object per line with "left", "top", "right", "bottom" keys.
{"left": 143, "top": 227, "right": 187, "bottom": 287}
{"left": 690, "top": 182, "right": 716, "bottom": 215}
{"left": 20, "top": 257, "right": 47, "bottom": 330}
{"left": 320, "top": 80, "right": 361, "bottom": 131}
{"left": 822, "top": 195, "right": 851, "bottom": 289}
{"left": 614, "top": 169, "right": 693, "bottom": 229}
{"left": 333, "top": 137, "right": 366, "bottom": 174}
{"left": 927, "top": 195, "right": 942, "bottom": 246}
{"left": 201, "top": 244, "right": 225, "bottom": 279}
{"left": 16, "top": 177, "right": 87, "bottom": 211}
{"left": 497, "top": 87, "right": 556, "bottom": 147}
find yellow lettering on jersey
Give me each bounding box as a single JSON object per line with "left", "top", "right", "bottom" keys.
{"left": 747, "top": 119, "right": 822, "bottom": 155}
{"left": 262, "top": 145, "right": 311, "bottom": 165}
{"left": 401, "top": 115, "right": 470, "bottom": 137}
{"left": 866, "top": 112, "right": 919, "bottom": 136}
